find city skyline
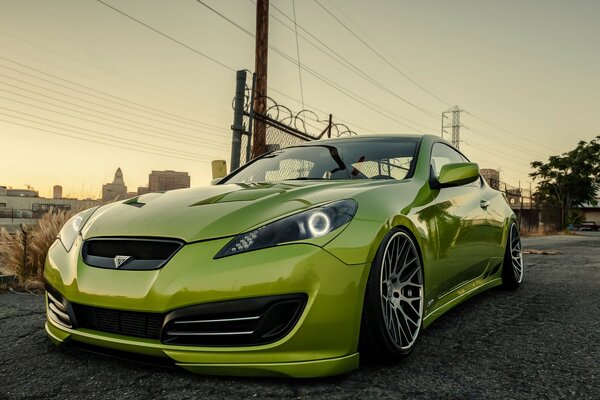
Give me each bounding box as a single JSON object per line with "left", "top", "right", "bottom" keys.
{"left": 1, "top": 166, "right": 192, "bottom": 200}
{"left": 2, "top": 1, "right": 600, "bottom": 197}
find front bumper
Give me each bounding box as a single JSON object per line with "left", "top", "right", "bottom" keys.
{"left": 44, "top": 237, "right": 369, "bottom": 377}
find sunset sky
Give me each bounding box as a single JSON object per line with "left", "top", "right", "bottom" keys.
{"left": 1, "top": 0, "right": 599, "bottom": 198}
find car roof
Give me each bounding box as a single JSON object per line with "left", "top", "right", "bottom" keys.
{"left": 295, "top": 133, "right": 435, "bottom": 147}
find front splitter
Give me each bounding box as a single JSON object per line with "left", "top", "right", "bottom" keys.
{"left": 45, "top": 321, "right": 359, "bottom": 378}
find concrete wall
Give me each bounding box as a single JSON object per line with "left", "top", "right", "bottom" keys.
{"left": 0, "top": 195, "right": 100, "bottom": 212}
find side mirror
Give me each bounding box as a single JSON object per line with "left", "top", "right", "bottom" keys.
{"left": 432, "top": 162, "right": 479, "bottom": 189}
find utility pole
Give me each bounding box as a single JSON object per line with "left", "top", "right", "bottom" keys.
{"left": 252, "top": 0, "right": 269, "bottom": 158}
{"left": 441, "top": 106, "right": 463, "bottom": 149}
{"left": 230, "top": 70, "right": 247, "bottom": 171}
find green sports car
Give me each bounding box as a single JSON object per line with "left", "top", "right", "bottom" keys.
{"left": 44, "top": 134, "right": 523, "bottom": 378}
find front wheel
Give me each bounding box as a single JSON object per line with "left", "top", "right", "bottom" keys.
{"left": 502, "top": 222, "right": 524, "bottom": 289}
{"left": 359, "top": 229, "right": 424, "bottom": 362}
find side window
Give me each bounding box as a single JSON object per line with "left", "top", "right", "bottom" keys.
{"left": 350, "top": 157, "right": 413, "bottom": 180}
{"left": 430, "top": 143, "right": 465, "bottom": 178}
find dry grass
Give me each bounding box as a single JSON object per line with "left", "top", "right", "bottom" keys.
{"left": 0, "top": 225, "right": 32, "bottom": 281}
{"left": 0, "top": 210, "right": 76, "bottom": 290}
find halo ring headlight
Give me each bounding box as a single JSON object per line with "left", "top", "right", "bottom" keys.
{"left": 307, "top": 211, "right": 331, "bottom": 237}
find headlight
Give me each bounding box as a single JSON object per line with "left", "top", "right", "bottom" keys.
{"left": 58, "top": 207, "right": 98, "bottom": 252}
{"left": 215, "top": 199, "right": 357, "bottom": 258}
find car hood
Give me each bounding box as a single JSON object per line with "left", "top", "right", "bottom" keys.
{"left": 82, "top": 180, "right": 390, "bottom": 242}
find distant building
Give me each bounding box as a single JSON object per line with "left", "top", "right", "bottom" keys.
{"left": 148, "top": 170, "right": 190, "bottom": 193}
{"left": 480, "top": 169, "right": 500, "bottom": 190}
{"left": 0, "top": 198, "right": 101, "bottom": 231}
{"left": 102, "top": 168, "right": 128, "bottom": 202}
{"left": 0, "top": 185, "right": 101, "bottom": 232}
{"left": 578, "top": 198, "right": 600, "bottom": 223}
{"left": 506, "top": 188, "right": 522, "bottom": 207}
{"left": 53, "top": 185, "right": 63, "bottom": 199}
{"left": 6, "top": 188, "right": 38, "bottom": 197}
{"left": 137, "top": 186, "right": 150, "bottom": 195}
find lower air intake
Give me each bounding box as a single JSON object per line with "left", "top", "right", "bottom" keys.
{"left": 161, "top": 294, "right": 307, "bottom": 346}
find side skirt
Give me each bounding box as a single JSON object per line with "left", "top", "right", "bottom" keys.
{"left": 422, "top": 277, "right": 502, "bottom": 329}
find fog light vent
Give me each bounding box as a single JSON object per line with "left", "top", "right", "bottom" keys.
{"left": 161, "top": 294, "right": 307, "bottom": 346}
{"left": 47, "top": 291, "right": 72, "bottom": 328}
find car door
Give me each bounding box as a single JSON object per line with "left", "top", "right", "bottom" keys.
{"left": 426, "top": 142, "right": 493, "bottom": 298}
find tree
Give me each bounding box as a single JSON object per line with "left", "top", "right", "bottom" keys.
{"left": 530, "top": 136, "right": 600, "bottom": 228}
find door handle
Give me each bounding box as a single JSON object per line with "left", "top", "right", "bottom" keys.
{"left": 480, "top": 200, "right": 490, "bottom": 209}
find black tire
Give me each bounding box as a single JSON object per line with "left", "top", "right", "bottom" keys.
{"left": 502, "top": 222, "right": 524, "bottom": 290}
{"left": 359, "top": 229, "right": 424, "bottom": 362}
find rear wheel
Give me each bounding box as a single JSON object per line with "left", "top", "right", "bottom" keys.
{"left": 360, "top": 230, "right": 424, "bottom": 362}
{"left": 502, "top": 222, "right": 523, "bottom": 289}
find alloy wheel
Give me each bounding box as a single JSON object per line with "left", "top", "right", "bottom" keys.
{"left": 510, "top": 223, "right": 524, "bottom": 283}
{"left": 379, "top": 232, "right": 423, "bottom": 350}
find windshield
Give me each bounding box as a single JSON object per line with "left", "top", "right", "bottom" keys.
{"left": 223, "top": 138, "right": 419, "bottom": 184}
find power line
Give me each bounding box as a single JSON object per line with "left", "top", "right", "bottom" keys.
{"left": 266, "top": 0, "right": 438, "bottom": 119}
{"left": 0, "top": 96, "right": 227, "bottom": 151}
{"left": 462, "top": 137, "right": 538, "bottom": 165}
{"left": 313, "top": 0, "right": 451, "bottom": 109}
{"left": 463, "top": 125, "right": 551, "bottom": 160}
{"left": 0, "top": 56, "right": 228, "bottom": 132}
{"left": 0, "top": 88, "right": 226, "bottom": 148}
{"left": 196, "top": 0, "right": 254, "bottom": 36}
{"left": 263, "top": 0, "right": 436, "bottom": 131}
{"left": 464, "top": 111, "right": 562, "bottom": 154}
{"left": 0, "top": 108, "right": 221, "bottom": 160}
{"left": 269, "top": 45, "right": 428, "bottom": 132}
{"left": 0, "top": 78, "right": 229, "bottom": 145}
{"left": 460, "top": 140, "right": 534, "bottom": 173}
{"left": 0, "top": 118, "right": 219, "bottom": 163}
{"left": 95, "top": 0, "right": 236, "bottom": 72}
{"left": 0, "top": 29, "right": 232, "bottom": 120}
{"left": 323, "top": 0, "right": 455, "bottom": 108}
{"left": 291, "top": 0, "right": 305, "bottom": 109}
{"left": 0, "top": 71, "right": 229, "bottom": 138}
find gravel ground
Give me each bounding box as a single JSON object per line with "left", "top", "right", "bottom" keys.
{"left": 1, "top": 234, "right": 599, "bottom": 399}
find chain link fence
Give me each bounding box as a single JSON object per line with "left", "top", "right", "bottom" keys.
{"left": 489, "top": 178, "right": 563, "bottom": 233}
{"left": 232, "top": 71, "right": 356, "bottom": 169}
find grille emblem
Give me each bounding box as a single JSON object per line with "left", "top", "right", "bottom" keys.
{"left": 114, "top": 255, "right": 131, "bottom": 268}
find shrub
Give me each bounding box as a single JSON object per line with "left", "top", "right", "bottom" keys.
{"left": 0, "top": 210, "right": 75, "bottom": 289}
{"left": 0, "top": 225, "right": 33, "bottom": 282}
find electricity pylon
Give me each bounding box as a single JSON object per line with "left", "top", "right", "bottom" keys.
{"left": 441, "top": 106, "right": 463, "bottom": 149}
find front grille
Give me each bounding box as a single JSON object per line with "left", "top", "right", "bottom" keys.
{"left": 161, "top": 294, "right": 307, "bottom": 346}
{"left": 72, "top": 304, "right": 164, "bottom": 339}
{"left": 82, "top": 237, "right": 184, "bottom": 270}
